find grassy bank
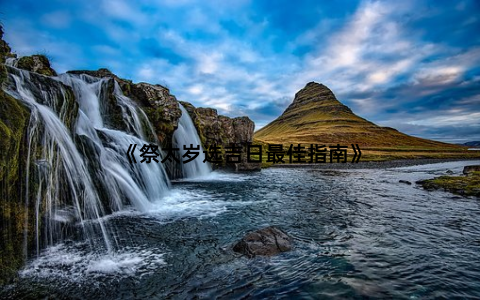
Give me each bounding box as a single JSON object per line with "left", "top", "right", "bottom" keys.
{"left": 418, "top": 171, "right": 480, "bottom": 198}
{"left": 251, "top": 139, "right": 480, "bottom": 168}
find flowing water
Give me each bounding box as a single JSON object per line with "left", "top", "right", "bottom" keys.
{"left": 173, "top": 104, "right": 212, "bottom": 179}
{"left": 2, "top": 160, "right": 480, "bottom": 299}
{"left": 4, "top": 68, "right": 171, "bottom": 255}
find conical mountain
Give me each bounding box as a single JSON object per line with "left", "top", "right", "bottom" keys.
{"left": 255, "top": 82, "right": 459, "bottom": 148}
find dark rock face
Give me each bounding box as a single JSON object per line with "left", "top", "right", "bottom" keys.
{"left": 128, "top": 83, "right": 181, "bottom": 145}
{"left": 0, "top": 90, "right": 31, "bottom": 284}
{"left": 17, "top": 55, "right": 57, "bottom": 77}
{"left": 180, "top": 102, "right": 255, "bottom": 148}
{"left": 179, "top": 101, "right": 258, "bottom": 170}
{"left": 399, "top": 180, "right": 412, "bottom": 185}
{"left": 464, "top": 165, "right": 480, "bottom": 175}
{"left": 235, "top": 162, "right": 261, "bottom": 172}
{"left": 0, "top": 27, "right": 32, "bottom": 284}
{"left": 233, "top": 226, "right": 293, "bottom": 257}
{"left": 0, "top": 26, "right": 15, "bottom": 84}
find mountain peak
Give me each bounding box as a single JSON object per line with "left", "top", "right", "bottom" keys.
{"left": 255, "top": 82, "right": 457, "bottom": 148}
{"left": 292, "top": 81, "right": 340, "bottom": 107}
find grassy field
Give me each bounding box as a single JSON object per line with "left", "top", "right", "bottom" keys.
{"left": 251, "top": 139, "right": 480, "bottom": 168}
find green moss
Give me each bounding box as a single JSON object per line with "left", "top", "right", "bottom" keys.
{"left": 419, "top": 172, "right": 480, "bottom": 197}
{"left": 17, "top": 55, "right": 57, "bottom": 77}
{"left": 0, "top": 90, "right": 31, "bottom": 284}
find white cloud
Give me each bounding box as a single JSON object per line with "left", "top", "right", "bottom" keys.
{"left": 41, "top": 11, "right": 72, "bottom": 29}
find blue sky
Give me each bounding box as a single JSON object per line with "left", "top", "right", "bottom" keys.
{"left": 1, "top": 0, "right": 480, "bottom": 143}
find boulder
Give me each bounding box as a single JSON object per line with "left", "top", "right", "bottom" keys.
{"left": 399, "top": 180, "right": 412, "bottom": 185}
{"left": 235, "top": 162, "right": 261, "bottom": 172}
{"left": 463, "top": 165, "right": 480, "bottom": 175}
{"left": 233, "top": 226, "right": 293, "bottom": 257}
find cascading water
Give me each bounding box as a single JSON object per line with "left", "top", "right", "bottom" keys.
{"left": 173, "top": 104, "right": 212, "bottom": 178}
{"left": 4, "top": 66, "right": 171, "bottom": 257}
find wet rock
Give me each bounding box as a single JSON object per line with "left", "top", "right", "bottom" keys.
{"left": 446, "top": 170, "right": 454, "bottom": 174}
{"left": 233, "top": 226, "right": 293, "bottom": 257}
{"left": 235, "top": 162, "right": 261, "bottom": 172}
{"left": 463, "top": 165, "right": 480, "bottom": 175}
{"left": 68, "top": 69, "right": 181, "bottom": 146}
{"left": 399, "top": 180, "right": 412, "bottom": 185}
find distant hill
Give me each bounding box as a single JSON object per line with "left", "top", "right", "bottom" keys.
{"left": 255, "top": 82, "right": 462, "bottom": 150}
{"left": 464, "top": 141, "right": 480, "bottom": 147}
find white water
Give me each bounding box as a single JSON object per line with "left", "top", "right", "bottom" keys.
{"left": 173, "top": 104, "right": 212, "bottom": 178}
{"left": 4, "top": 67, "right": 171, "bottom": 256}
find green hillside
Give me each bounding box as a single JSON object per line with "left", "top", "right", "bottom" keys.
{"left": 255, "top": 82, "right": 476, "bottom": 161}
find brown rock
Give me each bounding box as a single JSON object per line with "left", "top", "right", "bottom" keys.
{"left": 179, "top": 101, "right": 255, "bottom": 167}
{"left": 233, "top": 226, "right": 293, "bottom": 257}
{"left": 235, "top": 162, "right": 261, "bottom": 172}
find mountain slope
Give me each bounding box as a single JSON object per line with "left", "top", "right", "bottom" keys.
{"left": 255, "top": 82, "right": 461, "bottom": 150}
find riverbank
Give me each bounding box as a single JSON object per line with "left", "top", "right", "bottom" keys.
{"left": 269, "top": 158, "right": 480, "bottom": 170}
{"left": 417, "top": 171, "right": 480, "bottom": 198}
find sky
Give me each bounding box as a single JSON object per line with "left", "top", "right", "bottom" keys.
{"left": 1, "top": 0, "right": 480, "bottom": 143}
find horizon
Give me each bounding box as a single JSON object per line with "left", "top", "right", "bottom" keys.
{"left": 1, "top": 0, "right": 480, "bottom": 143}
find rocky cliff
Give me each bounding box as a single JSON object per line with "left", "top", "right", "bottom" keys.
{"left": 180, "top": 101, "right": 258, "bottom": 170}
{"left": 0, "top": 26, "right": 32, "bottom": 284}
{"left": 65, "top": 69, "right": 255, "bottom": 153}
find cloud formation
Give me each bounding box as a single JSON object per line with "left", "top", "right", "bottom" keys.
{"left": 1, "top": 0, "right": 479, "bottom": 142}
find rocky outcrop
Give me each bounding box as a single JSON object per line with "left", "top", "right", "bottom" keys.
{"left": 180, "top": 102, "right": 254, "bottom": 147}
{"left": 233, "top": 226, "right": 293, "bottom": 257}
{"left": 17, "top": 55, "right": 57, "bottom": 77}
{"left": 179, "top": 101, "right": 258, "bottom": 169}
{"left": 129, "top": 83, "right": 181, "bottom": 145}
{"left": 0, "top": 28, "right": 15, "bottom": 84}
{"left": 463, "top": 165, "right": 480, "bottom": 175}
{"left": 68, "top": 69, "right": 182, "bottom": 147}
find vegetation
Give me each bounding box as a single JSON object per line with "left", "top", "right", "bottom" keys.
{"left": 17, "top": 55, "right": 57, "bottom": 76}
{"left": 254, "top": 82, "right": 479, "bottom": 162}
{"left": 0, "top": 90, "right": 32, "bottom": 284}
{"left": 419, "top": 172, "right": 480, "bottom": 197}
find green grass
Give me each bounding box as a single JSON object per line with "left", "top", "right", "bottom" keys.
{"left": 254, "top": 82, "right": 473, "bottom": 161}
{"left": 419, "top": 171, "right": 480, "bottom": 197}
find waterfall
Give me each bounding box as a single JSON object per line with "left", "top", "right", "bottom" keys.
{"left": 173, "top": 104, "right": 212, "bottom": 178}
{"left": 4, "top": 67, "right": 171, "bottom": 256}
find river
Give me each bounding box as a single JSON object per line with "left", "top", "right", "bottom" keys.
{"left": 2, "top": 160, "right": 480, "bottom": 299}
